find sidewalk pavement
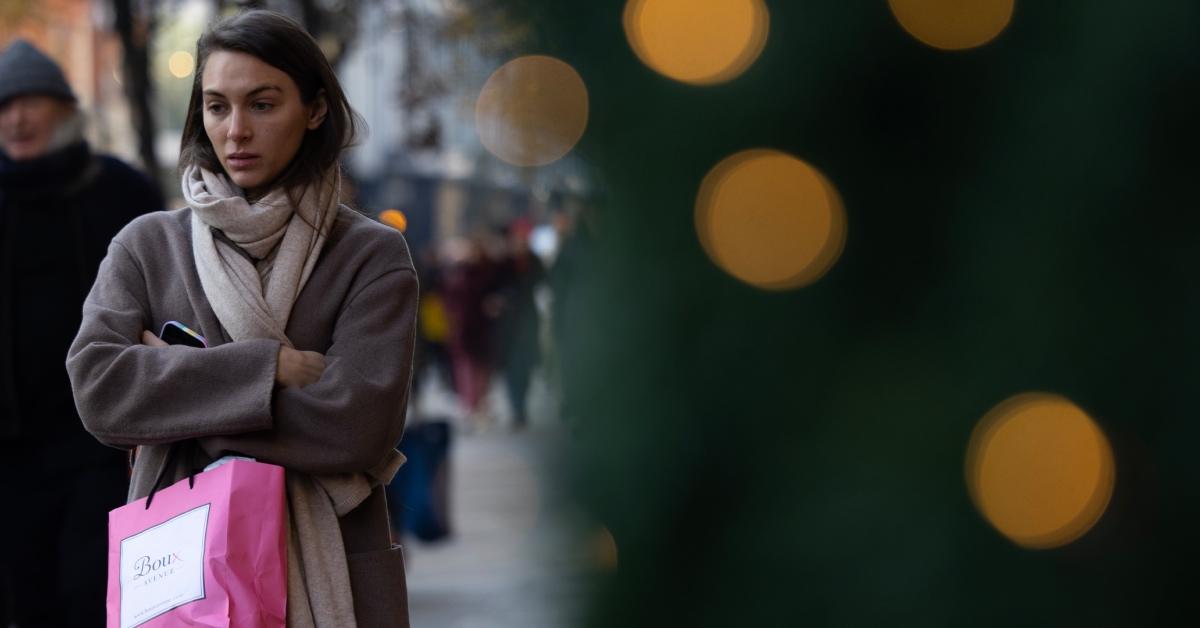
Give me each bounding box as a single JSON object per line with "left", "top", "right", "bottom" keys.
{"left": 402, "top": 372, "right": 593, "bottom": 628}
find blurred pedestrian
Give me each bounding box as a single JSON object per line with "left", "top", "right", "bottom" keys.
{"left": 0, "top": 39, "right": 162, "bottom": 626}
{"left": 443, "top": 234, "right": 501, "bottom": 428}
{"left": 546, "top": 204, "right": 592, "bottom": 424}
{"left": 412, "top": 246, "right": 454, "bottom": 396}
{"left": 495, "top": 217, "right": 544, "bottom": 429}
{"left": 66, "top": 11, "right": 416, "bottom": 627}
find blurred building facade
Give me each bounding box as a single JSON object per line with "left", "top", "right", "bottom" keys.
{"left": 338, "top": 0, "right": 589, "bottom": 255}
{"left": 3, "top": 0, "right": 591, "bottom": 244}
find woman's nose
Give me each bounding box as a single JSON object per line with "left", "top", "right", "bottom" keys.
{"left": 226, "top": 110, "right": 250, "bottom": 142}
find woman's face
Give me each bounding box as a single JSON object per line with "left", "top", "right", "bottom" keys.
{"left": 200, "top": 50, "right": 326, "bottom": 197}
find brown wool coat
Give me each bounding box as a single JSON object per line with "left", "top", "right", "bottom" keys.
{"left": 66, "top": 206, "right": 416, "bottom": 627}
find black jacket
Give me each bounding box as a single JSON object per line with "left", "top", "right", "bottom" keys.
{"left": 0, "top": 141, "right": 161, "bottom": 463}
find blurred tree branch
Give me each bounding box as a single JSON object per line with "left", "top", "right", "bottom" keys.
{"left": 391, "top": 0, "right": 531, "bottom": 152}
{"left": 111, "top": 0, "right": 161, "bottom": 178}
{"left": 443, "top": 0, "right": 532, "bottom": 58}
{"left": 227, "top": 0, "right": 358, "bottom": 68}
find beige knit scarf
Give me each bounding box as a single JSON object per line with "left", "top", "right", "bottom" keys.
{"left": 182, "top": 165, "right": 402, "bottom": 627}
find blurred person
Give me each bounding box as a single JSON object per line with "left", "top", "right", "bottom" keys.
{"left": 66, "top": 11, "right": 416, "bottom": 626}
{"left": 546, "top": 204, "right": 593, "bottom": 424}
{"left": 386, "top": 249, "right": 454, "bottom": 545}
{"left": 495, "top": 217, "right": 544, "bottom": 429}
{"left": 0, "top": 40, "right": 162, "bottom": 626}
{"left": 442, "top": 234, "right": 501, "bottom": 428}
{"left": 412, "top": 246, "right": 454, "bottom": 396}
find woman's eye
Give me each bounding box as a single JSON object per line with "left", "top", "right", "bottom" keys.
{"left": 252, "top": 102, "right": 274, "bottom": 112}
{"left": 205, "top": 103, "right": 226, "bottom": 114}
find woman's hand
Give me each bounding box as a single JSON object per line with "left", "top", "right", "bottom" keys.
{"left": 144, "top": 331, "right": 324, "bottom": 387}
{"left": 276, "top": 346, "right": 326, "bottom": 388}
{"left": 141, "top": 330, "right": 168, "bottom": 347}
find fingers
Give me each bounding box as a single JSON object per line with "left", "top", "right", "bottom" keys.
{"left": 296, "top": 350, "right": 327, "bottom": 387}
{"left": 141, "top": 330, "right": 168, "bottom": 347}
{"left": 300, "top": 350, "right": 326, "bottom": 371}
{"left": 275, "top": 347, "right": 327, "bottom": 388}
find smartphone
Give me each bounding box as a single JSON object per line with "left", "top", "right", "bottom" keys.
{"left": 159, "top": 321, "right": 208, "bottom": 348}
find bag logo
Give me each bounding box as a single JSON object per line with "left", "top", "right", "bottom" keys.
{"left": 132, "top": 552, "right": 185, "bottom": 582}
{"left": 118, "top": 503, "right": 210, "bottom": 628}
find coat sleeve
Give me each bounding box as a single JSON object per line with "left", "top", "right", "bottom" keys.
{"left": 66, "top": 240, "right": 280, "bottom": 448}
{"left": 198, "top": 267, "right": 418, "bottom": 476}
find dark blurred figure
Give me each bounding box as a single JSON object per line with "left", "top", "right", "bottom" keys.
{"left": 412, "top": 246, "right": 454, "bottom": 396}
{"left": 546, "top": 205, "right": 588, "bottom": 424}
{"left": 495, "top": 217, "right": 544, "bottom": 429}
{"left": 0, "top": 40, "right": 161, "bottom": 627}
{"left": 442, "top": 234, "right": 501, "bottom": 427}
{"left": 389, "top": 247, "right": 456, "bottom": 544}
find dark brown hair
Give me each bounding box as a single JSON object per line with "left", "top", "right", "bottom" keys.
{"left": 178, "top": 10, "right": 363, "bottom": 193}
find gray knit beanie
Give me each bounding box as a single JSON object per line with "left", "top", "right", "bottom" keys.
{"left": 0, "top": 39, "right": 77, "bottom": 105}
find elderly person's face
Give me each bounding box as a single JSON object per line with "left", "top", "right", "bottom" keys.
{"left": 0, "top": 94, "right": 73, "bottom": 160}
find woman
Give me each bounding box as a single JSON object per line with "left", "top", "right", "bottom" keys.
{"left": 66, "top": 10, "right": 415, "bottom": 627}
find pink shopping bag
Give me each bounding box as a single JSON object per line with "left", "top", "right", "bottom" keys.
{"left": 107, "top": 458, "right": 287, "bottom": 628}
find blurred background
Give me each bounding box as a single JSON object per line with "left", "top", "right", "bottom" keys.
{"left": 4, "top": 0, "right": 1199, "bottom": 625}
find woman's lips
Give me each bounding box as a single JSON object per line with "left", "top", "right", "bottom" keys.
{"left": 226, "top": 154, "right": 260, "bottom": 170}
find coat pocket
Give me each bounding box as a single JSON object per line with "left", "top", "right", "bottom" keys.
{"left": 347, "top": 544, "right": 410, "bottom": 628}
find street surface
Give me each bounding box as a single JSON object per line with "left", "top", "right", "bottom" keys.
{"left": 404, "top": 372, "right": 592, "bottom": 628}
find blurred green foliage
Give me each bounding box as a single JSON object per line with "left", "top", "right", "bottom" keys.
{"left": 521, "top": 1, "right": 1198, "bottom": 625}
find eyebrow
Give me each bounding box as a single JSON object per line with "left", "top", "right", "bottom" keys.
{"left": 202, "top": 85, "right": 284, "bottom": 99}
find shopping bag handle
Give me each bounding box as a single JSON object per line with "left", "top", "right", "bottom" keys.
{"left": 144, "top": 440, "right": 201, "bottom": 510}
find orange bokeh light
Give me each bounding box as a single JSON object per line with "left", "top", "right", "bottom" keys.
{"left": 695, "top": 149, "right": 846, "bottom": 290}
{"left": 378, "top": 209, "right": 408, "bottom": 232}
{"left": 168, "top": 51, "right": 194, "bottom": 79}
{"left": 593, "top": 526, "right": 618, "bottom": 572}
{"left": 623, "top": 0, "right": 769, "bottom": 85}
{"left": 475, "top": 55, "right": 589, "bottom": 167}
{"left": 888, "top": 0, "right": 1015, "bottom": 51}
{"left": 966, "top": 393, "right": 1115, "bottom": 549}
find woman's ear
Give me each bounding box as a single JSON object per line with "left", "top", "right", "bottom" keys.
{"left": 306, "top": 89, "right": 329, "bottom": 130}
